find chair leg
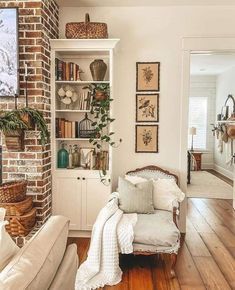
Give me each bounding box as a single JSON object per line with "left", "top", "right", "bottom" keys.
{"left": 170, "top": 253, "right": 177, "bottom": 278}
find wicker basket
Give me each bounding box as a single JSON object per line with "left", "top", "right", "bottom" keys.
{"left": 66, "top": 13, "right": 108, "bottom": 39}
{"left": 5, "top": 208, "right": 36, "bottom": 237}
{"left": 0, "top": 180, "right": 27, "bottom": 203}
{"left": 0, "top": 196, "right": 33, "bottom": 216}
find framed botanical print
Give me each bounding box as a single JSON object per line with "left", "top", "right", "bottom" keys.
{"left": 136, "top": 93, "right": 159, "bottom": 122}
{"left": 136, "top": 62, "right": 160, "bottom": 92}
{"left": 135, "top": 125, "right": 158, "bottom": 153}
{"left": 0, "top": 8, "right": 19, "bottom": 97}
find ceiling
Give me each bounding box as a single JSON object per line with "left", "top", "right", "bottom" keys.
{"left": 56, "top": 0, "right": 235, "bottom": 7}
{"left": 190, "top": 54, "right": 235, "bottom": 76}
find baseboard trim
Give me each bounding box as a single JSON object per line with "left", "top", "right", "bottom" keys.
{"left": 202, "top": 163, "right": 214, "bottom": 170}
{"left": 213, "top": 164, "right": 233, "bottom": 180}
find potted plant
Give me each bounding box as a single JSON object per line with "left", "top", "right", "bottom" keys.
{"left": 84, "top": 83, "right": 121, "bottom": 182}
{"left": 84, "top": 83, "right": 110, "bottom": 101}
{"left": 0, "top": 107, "right": 50, "bottom": 151}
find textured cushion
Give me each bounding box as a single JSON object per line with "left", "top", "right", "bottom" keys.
{"left": 152, "top": 179, "right": 185, "bottom": 211}
{"left": 49, "top": 244, "right": 78, "bottom": 290}
{"left": 0, "top": 208, "right": 19, "bottom": 272}
{"left": 0, "top": 215, "right": 69, "bottom": 290}
{"left": 133, "top": 210, "right": 180, "bottom": 248}
{"left": 118, "top": 177, "right": 154, "bottom": 214}
{"left": 124, "top": 175, "right": 147, "bottom": 185}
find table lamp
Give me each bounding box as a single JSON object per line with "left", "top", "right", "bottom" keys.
{"left": 189, "top": 127, "right": 197, "bottom": 151}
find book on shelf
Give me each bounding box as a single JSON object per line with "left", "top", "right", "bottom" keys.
{"left": 56, "top": 118, "right": 80, "bottom": 139}
{"left": 78, "top": 91, "right": 92, "bottom": 111}
{"left": 55, "top": 58, "right": 81, "bottom": 81}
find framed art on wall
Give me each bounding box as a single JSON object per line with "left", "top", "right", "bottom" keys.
{"left": 0, "top": 8, "right": 19, "bottom": 97}
{"left": 135, "top": 124, "right": 158, "bottom": 153}
{"left": 136, "top": 93, "right": 159, "bottom": 122}
{"left": 136, "top": 62, "right": 160, "bottom": 92}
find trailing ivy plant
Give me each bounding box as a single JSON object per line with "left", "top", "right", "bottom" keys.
{"left": 0, "top": 107, "right": 50, "bottom": 145}
{"left": 84, "top": 83, "right": 122, "bottom": 180}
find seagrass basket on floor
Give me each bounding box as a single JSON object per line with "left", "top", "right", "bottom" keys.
{"left": 0, "top": 196, "right": 33, "bottom": 216}
{"left": 0, "top": 180, "right": 27, "bottom": 203}
{"left": 5, "top": 208, "right": 36, "bottom": 237}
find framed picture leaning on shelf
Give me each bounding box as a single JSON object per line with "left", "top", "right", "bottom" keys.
{"left": 136, "top": 62, "right": 160, "bottom": 92}
{"left": 0, "top": 8, "right": 19, "bottom": 97}
{"left": 136, "top": 93, "right": 159, "bottom": 122}
{"left": 135, "top": 124, "right": 158, "bottom": 153}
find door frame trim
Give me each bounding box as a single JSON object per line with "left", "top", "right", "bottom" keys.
{"left": 180, "top": 37, "right": 235, "bottom": 223}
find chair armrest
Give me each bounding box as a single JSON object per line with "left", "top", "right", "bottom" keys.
{"left": 172, "top": 201, "right": 180, "bottom": 228}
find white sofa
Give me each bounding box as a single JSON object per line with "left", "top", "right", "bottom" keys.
{"left": 0, "top": 215, "right": 78, "bottom": 290}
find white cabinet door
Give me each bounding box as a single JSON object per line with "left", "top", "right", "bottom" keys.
{"left": 53, "top": 176, "right": 82, "bottom": 230}
{"left": 82, "top": 178, "right": 111, "bottom": 230}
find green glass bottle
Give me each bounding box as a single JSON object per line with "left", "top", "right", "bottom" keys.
{"left": 57, "top": 142, "right": 68, "bottom": 168}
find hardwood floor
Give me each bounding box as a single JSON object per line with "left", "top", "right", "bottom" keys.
{"left": 68, "top": 198, "right": 235, "bottom": 290}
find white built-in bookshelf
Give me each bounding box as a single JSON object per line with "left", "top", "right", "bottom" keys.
{"left": 50, "top": 39, "right": 119, "bottom": 235}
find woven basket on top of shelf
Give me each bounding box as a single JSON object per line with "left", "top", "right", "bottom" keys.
{"left": 5, "top": 208, "right": 36, "bottom": 237}
{"left": 0, "top": 196, "right": 33, "bottom": 216}
{"left": 0, "top": 180, "right": 27, "bottom": 203}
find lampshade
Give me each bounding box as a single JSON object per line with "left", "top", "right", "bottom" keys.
{"left": 189, "top": 127, "right": 197, "bottom": 135}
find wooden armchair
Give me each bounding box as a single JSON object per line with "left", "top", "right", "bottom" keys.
{"left": 126, "top": 165, "right": 182, "bottom": 278}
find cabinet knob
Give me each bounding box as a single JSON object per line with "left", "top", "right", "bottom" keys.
{"left": 77, "top": 177, "right": 80, "bottom": 180}
{"left": 82, "top": 177, "right": 85, "bottom": 180}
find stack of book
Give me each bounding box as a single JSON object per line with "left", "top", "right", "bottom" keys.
{"left": 95, "top": 151, "right": 109, "bottom": 170}
{"left": 77, "top": 91, "right": 92, "bottom": 111}
{"left": 55, "top": 58, "right": 81, "bottom": 81}
{"left": 56, "top": 119, "right": 79, "bottom": 138}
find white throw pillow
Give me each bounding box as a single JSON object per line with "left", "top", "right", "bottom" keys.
{"left": 0, "top": 208, "right": 19, "bottom": 272}
{"left": 152, "top": 179, "right": 185, "bottom": 211}
{"left": 124, "top": 175, "right": 147, "bottom": 185}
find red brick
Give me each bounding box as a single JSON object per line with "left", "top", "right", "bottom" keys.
{"left": 24, "top": 2, "right": 42, "bottom": 9}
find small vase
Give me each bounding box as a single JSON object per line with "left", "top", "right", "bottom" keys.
{"left": 90, "top": 59, "right": 107, "bottom": 81}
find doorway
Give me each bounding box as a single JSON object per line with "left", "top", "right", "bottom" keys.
{"left": 179, "top": 37, "right": 235, "bottom": 233}
{"left": 187, "top": 53, "right": 235, "bottom": 199}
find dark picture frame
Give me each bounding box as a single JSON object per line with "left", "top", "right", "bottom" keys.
{"left": 0, "top": 7, "right": 19, "bottom": 97}
{"left": 136, "top": 62, "right": 160, "bottom": 92}
{"left": 136, "top": 93, "right": 159, "bottom": 122}
{"left": 135, "top": 124, "right": 158, "bottom": 153}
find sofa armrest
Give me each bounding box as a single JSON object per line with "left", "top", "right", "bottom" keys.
{"left": 49, "top": 243, "right": 78, "bottom": 290}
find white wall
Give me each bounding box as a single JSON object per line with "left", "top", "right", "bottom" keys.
{"left": 59, "top": 6, "right": 235, "bottom": 187}
{"left": 189, "top": 75, "right": 216, "bottom": 169}
{"left": 214, "top": 66, "right": 235, "bottom": 179}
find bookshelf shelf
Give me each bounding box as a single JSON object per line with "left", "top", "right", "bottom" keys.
{"left": 55, "top": 110, "right": 90, "bottom": 113}
{"left": 55, "top": 80, "right": 110, "bottom": 84}
{"left": 55, "top": 138, "right": 97, "bottom": 141}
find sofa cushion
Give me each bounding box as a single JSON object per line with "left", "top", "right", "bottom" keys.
{"left": 133, "top": 210, "right": 180, "bottom": 248}
{"left": 118, "top": 177, "right": 154, "bottom": 214}
{"left": 0, "top": 215, "right": 69, "bottom": 290}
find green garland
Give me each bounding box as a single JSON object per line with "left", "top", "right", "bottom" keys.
{"left": 0, "top": 108, "right": 50, "bottom": 145}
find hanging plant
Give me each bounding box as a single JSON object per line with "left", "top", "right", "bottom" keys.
{"left": 84, "top": 83, "right": 122, "bottom": 180}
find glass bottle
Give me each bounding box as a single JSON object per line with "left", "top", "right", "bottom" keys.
{"left": 57, "top": 142, "right": 68, "bottom": 168}
{"left": 68, "top": 145, "right": 74, "bottom": 169}
{"left": 72, "top": 145, "right": 80, "bottom": 167}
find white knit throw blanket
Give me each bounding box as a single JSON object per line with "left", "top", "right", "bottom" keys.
{"left": 75, "top": 196, "right": 137, "bottom": 290}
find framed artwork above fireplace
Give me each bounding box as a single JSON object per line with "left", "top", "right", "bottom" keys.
{"left": 0, "top": 8, "right": 19, "bottom": 97}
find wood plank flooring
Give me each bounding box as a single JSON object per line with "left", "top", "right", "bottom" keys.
{"left": 68, "top": 198, "right": 235, "bottom": 290}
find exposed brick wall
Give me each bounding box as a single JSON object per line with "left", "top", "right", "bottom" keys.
{"left": 0, "top": 0, "right": 59, "bottom": 225}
